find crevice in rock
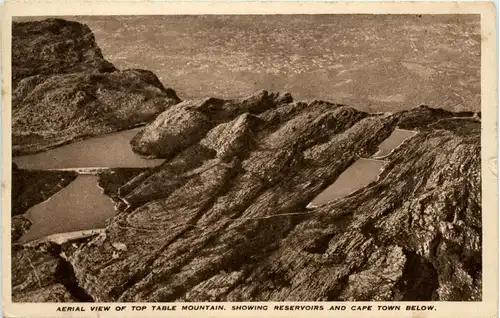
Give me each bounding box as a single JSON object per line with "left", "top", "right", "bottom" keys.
{"left": 429, "top": 231, "right": 443, "bottom": 259}
{"left": 37, "top": 243, "right": 95, "bottom": 302}
{"left": 109, "top": 268, "right": 147, "bottom": 300}
{"left": 54, "top": 258, "right": 95, "bottom": 302}
{"left": 394, "top": 249, "right": 439, "bottom": 301}
{"left": 326, "top": 275, "right": 350, "bottom": 301}
{"left": 304, "top": 233, "right": 336, "bottom": 254}
{"left": 461, "top": 249, "right": 482, "bottom": 282}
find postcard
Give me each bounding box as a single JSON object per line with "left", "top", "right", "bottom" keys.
{"left": 1, "top": 1, "right": 497, "bottom": 317}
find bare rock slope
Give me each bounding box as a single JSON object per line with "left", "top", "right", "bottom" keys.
{"left": 12, "top": 242, "right": 94, "bottom": 302}
{"left": 12, "top": 19, "right": 181, "bottom": 155}
{"left": 42, "top": 92, "right": 478, "bottom": 302}
{"left": 12, "top": 91, "right": 481, "bottom": 302}
{"left": 12, "top": 18, "right": 116, "bottom": 87}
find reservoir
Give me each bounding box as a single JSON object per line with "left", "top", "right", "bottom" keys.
{"left": 18, "top": 175, "right": 116, "bottom": 243}
{"left": 307, "top": 129, "right": 417, "bottom": 208}
{"left": 15, "top": 128, "right": 164, "bottom": 243}
{"left": 372, "top": 129, "right": 417, "bottom": 159}
{"left": 13, "top": 128, "right": 164, "bottom": 169}
{"left": 308, "top": 158, "right": 386, "bottom": 208}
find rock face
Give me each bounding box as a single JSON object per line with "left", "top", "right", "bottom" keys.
{"left": 11, "top": 216, "right": 32, "bottom": 243}
{"left": 12, "top": 243, "right": 94, "bottom": 302}
{"left": 12, "top": 18, "right": 116, "bottom": 87}
{"left": 12, "top": 19, "right": 181, "bottom": 155}
{"left": 130, "top": 91, "right": 290, "bottom": 158}
{"left": 16, "top": 91, "right": 476, "bottom": 302}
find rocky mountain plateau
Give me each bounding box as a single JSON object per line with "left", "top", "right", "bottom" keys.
{"left": 11, "top": 18, "right": 481, "bottom": 302}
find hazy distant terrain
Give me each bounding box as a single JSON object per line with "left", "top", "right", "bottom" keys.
{"left": 16, "top": 15, "right": 480, "bottom": 112}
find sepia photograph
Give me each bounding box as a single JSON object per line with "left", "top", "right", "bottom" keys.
{"left": 2, "top": 2, "right": 497, "bottom": 316}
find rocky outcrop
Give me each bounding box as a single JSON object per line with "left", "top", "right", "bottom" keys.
{"left": 395, "top": 105, "right": 475, "bottom": 130}
{"left": 15, "top": 91, "right": 478, "bottom": 302}
{"left": 12, "top": 19, "right": 181, "bottom": 155}
{"left": 97, "top": 168, "right": 149, "bottom": 207}
{"left": 12, "top": 18, "right": 116, "bottom": 88}
{"left": 12, "top": 215, "right": 32, "bottom": 242}
{"left": 12, "top": 243, "right": 94, "bottom": 302}
{"left": 130, "top": 91, "right": 291, "bottom": 158}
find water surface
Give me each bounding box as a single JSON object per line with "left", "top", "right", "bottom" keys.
{"left": 372, "top": 129, "right": 417, "bottom": 158}
{"left": 13, "top": 128, "right": 164, "bottom": 169}
{"left": 308, "top": 158, "right": 386, "bottom": 208}
{"left": 18, "top": 175, "right": 116, "bottom": 243}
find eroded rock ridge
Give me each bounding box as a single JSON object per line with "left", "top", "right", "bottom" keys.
{"left": 12, "top": 19, "right": 181, "bottom": 155}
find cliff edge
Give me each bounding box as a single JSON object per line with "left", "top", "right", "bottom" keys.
{"left": 12, "top": 19, "right": 181, "bottom": 155}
